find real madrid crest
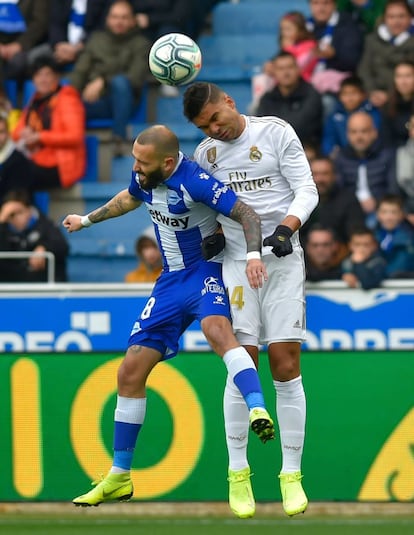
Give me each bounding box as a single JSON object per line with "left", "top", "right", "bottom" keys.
{"left": 207, "top": 147, "right": 216, "bottom": 164}
{"left": 249, "top": 146, "right": 262, "bottom": 162}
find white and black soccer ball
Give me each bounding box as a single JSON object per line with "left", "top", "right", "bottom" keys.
{"left": 148, "top": 33, "right": 202, "bottom": 86}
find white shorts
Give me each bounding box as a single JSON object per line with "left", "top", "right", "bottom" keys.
{"left": 223, "top": 248, "right": 306, "bottom": 346}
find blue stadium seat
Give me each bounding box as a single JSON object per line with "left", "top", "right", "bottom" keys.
{"left": 67, "top": 255, "right": 137, "bottom": 282}
{"left": 5, "top": 79, "right": 18, "bottom": 107}
{"left": 219, "top": 81, "right": 253, "bottom": 115}
{"left": 211, "top": 2, "right": 310, "bottom": 35}
{"left": 111, "top": 155, "right": 134, "bottom": 182}
{"left": 198, "top": 34, "right": 277, "bottom": 81}
{"left": 82, "top": 134, "right": 99, "bottom": 182}
{"left": 86, "top": 83, "right": 149, "bottom": 129}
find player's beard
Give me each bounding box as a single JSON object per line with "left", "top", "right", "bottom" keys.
{"left": 138, "top": 168, "right": 165, "bottom": 190}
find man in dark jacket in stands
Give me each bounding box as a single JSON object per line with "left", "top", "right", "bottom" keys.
{"left": 0, "top": 189, "right": 69, "bottom": 282}
{"left": 333, "top": 111, "right": 399, "bottom": 226}
{"left": 300, "top": 156, "right": 366, "bottom": 247}
{"left": 256, "top": 51, "right": 323, "bottom": 147}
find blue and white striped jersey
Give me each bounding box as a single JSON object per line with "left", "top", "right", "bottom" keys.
{"left": 128, "top": 154, "right": 238, "bottom": 272}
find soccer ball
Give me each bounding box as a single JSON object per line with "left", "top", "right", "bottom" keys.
{"left": 148, "top": 33, "right": 202, "bottom": 86}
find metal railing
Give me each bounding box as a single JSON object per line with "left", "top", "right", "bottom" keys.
{"left": 0, "top": 251, "right": 56, "bottom": 283}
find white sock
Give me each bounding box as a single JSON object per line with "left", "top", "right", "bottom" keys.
{"left": 114, "top": 395, "right": 147, "bottom": 424}
{"left": 274, "top": 376, "right": 306, "bottom": 474}
{"left": 223, "top": 374, "right": 249, "bottom": 471}
{"left": 223, "top": 346, "right": 256, "bottom": 378}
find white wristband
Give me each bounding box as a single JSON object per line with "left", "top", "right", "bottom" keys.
{"left": 246, "top": 251, "right": 261, "bottom": 261}
{"left": 80, "top": 215, "right": 93, "bottom": 227}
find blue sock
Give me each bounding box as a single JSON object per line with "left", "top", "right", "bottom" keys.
{"left": 113, "top": 421, "right": 142, "bottom": 470}
{"left": 233, "top": 368, "right": 265, "bottom": 410}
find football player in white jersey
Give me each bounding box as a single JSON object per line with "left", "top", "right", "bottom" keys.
{"left": 183, "top": 82, "right": 319, "bottom": 518}
{"left": 62, "top": 124, "right": 275, "bottom": 506}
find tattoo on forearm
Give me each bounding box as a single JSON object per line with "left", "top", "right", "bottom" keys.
{"left": 230, "top": 200, "right": 262, "bottom": 252}
{"left": 89, "top": 192, "right": 138, "bottom": 223}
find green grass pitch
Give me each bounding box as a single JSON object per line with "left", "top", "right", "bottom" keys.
{"left": 2, "top": 515, "right": 414, "bottom": 535}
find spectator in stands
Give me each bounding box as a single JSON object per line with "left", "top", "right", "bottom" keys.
{"left": 0, "top": 113, "right": 34, "bottom": 204}
{"left": 306, "top": 0, "right": 364, "bottom": 100}
{"left": 11, "top": 56, "right": 86, "bottom": 191}
{"left": 250, "top": 10, "right": 318, "bottom": 112}
{"left": 304, "top": 224, "right": 343, "bottom": 281}
{"left": 68, "top": 0, "right": 151, "bottom": 155}
{"left": 396, "top": 113, "right": 414, "bottom": 224}
{"left": 358, "top": 0, "right": 414, "bottom": 108}
{"left": 321, "top": 75, "right": 381, "bottom": 157}
{"left": 125, "top": 226, "right": 163, "bottom": 283}
{"left": 341, "top": 226, "right": 387, "bottom": 289}
{"left": 36, "top": 0, "right": 113, "bottom": 71}
{"left": 0, "top": 0, "right": 49, "bottom": 90}
{"left": 374, "top": 194, "right": 414, "bottom": 277}
{"left": 301, "top": 156, "right": 366, "bottom": 247}
{"left": 380, "top": 60, "right": 414, "bottom": 148}
{"left": 256, "top": 51, "right": 323, "bottom": 147}
{"left": 0, "top": 89, "right": 20, "bottom": 130}
{"left": 333, "top": 111, "right": 399, "bottom": 226}
{"left": 0, "top": 189, "right": 69, "bottom": 282}
{"left": 130, "top": 0, "right": 194, "bottom": 41}
{"left": 337, "top": 0, "right": 387, "bottom": 33}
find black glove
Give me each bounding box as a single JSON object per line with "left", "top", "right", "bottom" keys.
{"left": 263, "top": 225, "right": 293, "bottom": 258}
{"left": 201, "top": 233, "right": 226, "bottom": 260}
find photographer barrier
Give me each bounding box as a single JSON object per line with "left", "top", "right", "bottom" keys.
{"left": 1, "top": 350, "right": 413, "bottom": 502}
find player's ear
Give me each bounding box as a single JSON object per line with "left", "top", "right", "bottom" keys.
{"left": 224, "top": 94, "right": 236, "bottom": 109}
{"left": 164, "top": 156, "right": 175, "bottom": 173}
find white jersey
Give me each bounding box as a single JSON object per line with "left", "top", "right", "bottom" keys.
{"left": 194, "top": 115, "right": 318, "bottom": 260}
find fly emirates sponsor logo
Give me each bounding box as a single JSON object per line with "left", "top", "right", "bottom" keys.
{"left": 148, "top": 209, "right": 189, "bottom": 229}
{"left": 227, "top": 171, "right": 271, "bottom": 192}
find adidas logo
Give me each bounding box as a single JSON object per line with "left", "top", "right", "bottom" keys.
{"left": 293, "top": 320, "right": 301, "bottom": 329}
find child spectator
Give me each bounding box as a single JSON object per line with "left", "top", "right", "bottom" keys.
{"left": 396, "top": 113, "right": 414, "bottom": 224}
{"left": 381, "top": 60, "right": 414, "bottom": 148}
{"left": 341, "top": 226, "right": 387, "bottom": 289}
{"left": 374, "top": 194, "right": 414, "bottom": 277}
{"left": 125, "top": 226, "right": 162, "bottom": 283}
{"left": 322, "top": 75, "right": 381, "bottom": 157}
{"left": 0, "top": 189, "right": 69, "bottom": 282}
{"left": 11, "top": 56, "right": 86, "bottom": 191}
{"left": 250, "top": 11, "right": 318, "bottom": 111}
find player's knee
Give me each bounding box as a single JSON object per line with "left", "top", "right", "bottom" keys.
{"left": 201, "top": 316, "right": 233, "bottom": 354}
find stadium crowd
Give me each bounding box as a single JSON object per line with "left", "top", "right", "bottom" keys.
{"left": 0, "top": 0, "right": 413, "bottom": 284}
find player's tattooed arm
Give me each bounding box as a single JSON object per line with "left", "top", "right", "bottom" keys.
{"left": 230, "top": 199, "right": 262, "bottom": 253}
{"left": 88, "top": 189, "right": 142, "bottom": 223}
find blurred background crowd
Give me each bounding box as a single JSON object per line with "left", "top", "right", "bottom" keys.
{"left": 0, "top": 0, "right": 413, "bottom": 286}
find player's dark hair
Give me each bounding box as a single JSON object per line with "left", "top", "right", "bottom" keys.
{"left": 183, "top": 82, "right": 223, "bottom": 121}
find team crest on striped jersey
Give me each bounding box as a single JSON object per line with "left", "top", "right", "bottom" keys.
{"left": 207, "top": 147, "right": 216, "bottom": 163}
{"left": 249, "top": 146, "right": 262, "bottom": 162}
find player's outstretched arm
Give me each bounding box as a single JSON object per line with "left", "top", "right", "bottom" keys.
{"left": 62, "top": 189, "right": 142, "bottom": 233}
{"left": 229, "top": 199, "right": 268, "bottom": 289}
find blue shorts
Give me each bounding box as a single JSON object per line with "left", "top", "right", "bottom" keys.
{"left": 128, "top": 261, "right": 230, "bottom": 359}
